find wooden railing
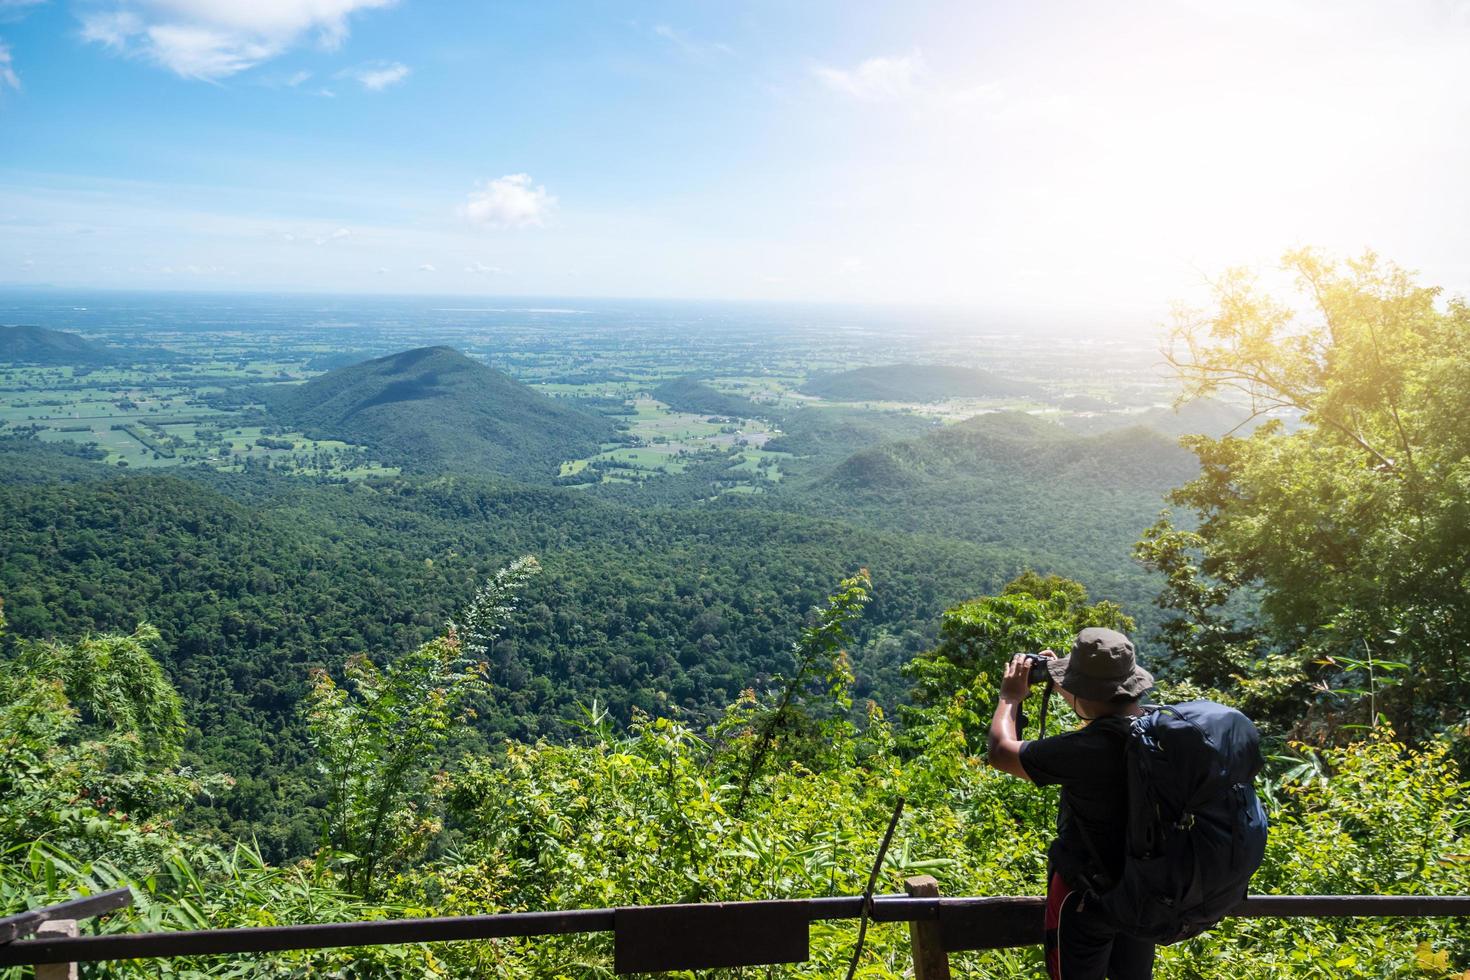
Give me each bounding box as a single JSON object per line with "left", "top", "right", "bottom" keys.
{"left": 4, "top": 879, "right": 1470, "bottom": 977}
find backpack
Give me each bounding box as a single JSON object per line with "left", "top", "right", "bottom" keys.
{"left": 1079, "top": 701, "right": 1269, "bottom": 945}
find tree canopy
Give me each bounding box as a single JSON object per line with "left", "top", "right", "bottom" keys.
{"left": 1142, "top": 250, "right": 1470, "bottom": 737}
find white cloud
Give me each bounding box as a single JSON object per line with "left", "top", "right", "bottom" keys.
{"left": 813, "top": 51, "right": 928, "bottom": 102}
{"left": 0, "top": 39, "right": 17, "bottom": 91}
{"left": 465, "top": 261, "right": 507, "bottom": 275}
{"left": 285, "top": 68, "right": 311, "bottom": 86}
{"left": 652, "top": 24, "right": 733, "bottom": 60}
{"left": 338, "top": 60, "right": 409, "bottom": 91}
{"left": 462, "top": 174, "right": 556, "bottom": 229}
{"left": 417, "top": 262, "right": 435, "bottom": 272}
{"left": 79, "top": 0, "right": 397, "bottom": 80}
{"left": 80, "top": 11, "right": 143, "bottom": 47}
{"left": 313, "top": 227, "right": 351, "bottom": 245}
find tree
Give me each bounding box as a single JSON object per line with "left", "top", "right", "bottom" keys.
{"left": 1145, "top": 250, "right": 1470, "bottom": 736}
{"left": 306, "top": 556, "right": 540, "bottom": 896}
{"left": 0, "top": 602, "right": 219, "bottom": 852}
{"left": 902, "top": 572, "right": 1135, "bottom": 750}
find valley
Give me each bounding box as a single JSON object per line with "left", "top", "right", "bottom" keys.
{"left": 1, "top": 291, "right": 1259, "bottom": 858}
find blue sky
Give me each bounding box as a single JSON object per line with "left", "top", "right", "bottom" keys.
{"left": 2, "top": 1, "right": 1468, "bottom": 316}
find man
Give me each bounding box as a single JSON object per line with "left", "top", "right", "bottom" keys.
{"left": 986, "top": 627, "right": 1156, "bottom": 980}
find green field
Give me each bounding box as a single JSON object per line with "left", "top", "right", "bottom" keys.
{"left": 0, "top": 358, "right": 396, "bottom": 478}
{"left": 555, "top": 396, "right": 786, "bottom": 488}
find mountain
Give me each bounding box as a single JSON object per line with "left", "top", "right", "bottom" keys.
{"left": 830, "top": 411, "right": 1192, "bottom": 491}
{"left": 262, "top": 346, "right": 617, "bottom": 480}
{"left": 788, "top": 412, "right": 1198, "bottom": 610}
{"left": 800, "top": 363, "right": 1042, "bottom": 402}
{"left": 0, "top": 324, "right": 118, "bottom": 365}
{"left": 1061, "top": 396, "right": 1277, "bottom": 439}
{"left": 652, "top": 377, "right": 771, "bottom": 419}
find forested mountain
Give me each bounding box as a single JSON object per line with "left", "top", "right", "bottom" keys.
{"left": 800, "top": 363, "right": 1043, "bottom": 402}
{"left": 652, "top": 377, "right": 772, "bottom": 418}
{"left": 763, "top": 406, "right": 940, "bottom": 464}
{"left": 1061, "top": 395, "right": 1273, "bottom": 439}
{"left": 778, "top": 412, "right": 1195, "bottom": 611}
{"left": 827, "top": 411, "right": 1193, "bottom": 490}
{"left": 262, "top": 346, "right": 617, "bottom": 480}
{"left": 0, "top": 324, "right": 118, "bottom": 365}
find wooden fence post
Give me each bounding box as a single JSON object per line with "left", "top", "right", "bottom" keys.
{"left": 34, "top": 919, "right": 77, "bottom": 980}
{"left": 905, "top": 876, "right": 950, "bottom": 980}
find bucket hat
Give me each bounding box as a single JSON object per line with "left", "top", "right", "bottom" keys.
{"left": 1044, "top": 627, "right": 1153, "bottom": 701}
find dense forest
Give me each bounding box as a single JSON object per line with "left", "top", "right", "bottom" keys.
{"left": 2, "top": 252, "right": 1469, "bottom": 977}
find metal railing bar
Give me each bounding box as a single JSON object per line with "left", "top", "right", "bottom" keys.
{"left": 1232, "top": 895, "right": 1470, "bottom": 917}
{"left": 0, "top": 889, "right": 134, "bottom": 946}
{"left": 2, "top": 893, "right": 1468, "bottom": 967}
{"left": 0, "top": 907, "right": 615, "bottom": 966}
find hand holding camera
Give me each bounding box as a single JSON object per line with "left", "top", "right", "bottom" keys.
{"left": 1000, "top": 649, "right": 1055, "bottom": 703}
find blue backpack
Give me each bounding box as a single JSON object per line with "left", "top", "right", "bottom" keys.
{"left": 1080, "top": 701, "right": 1269, "bottom": 944}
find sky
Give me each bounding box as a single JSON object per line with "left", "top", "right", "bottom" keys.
{"left": 1, "top": 0, "right": 1468, "bottom": 319}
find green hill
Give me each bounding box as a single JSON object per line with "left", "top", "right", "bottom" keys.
{"left": 831, "top": 411, "right": 1187, "bottom": 490}
{"left": 262, "top": 346, "right": 617, "bottom": 480}
{"left": 0, "top": 324, "right": 118, "bottom": 365}
{"left": 1061, "top": 396, "right": 1274, "bottom": 439}
{"left": 800, "top": 363, "right": 1042, "bottom": 402}
{"left": 787, "top": 412, "right": 1196, "bottom": 610}
{"left": 652, "top": 377, "right": 771, "bottom": 419}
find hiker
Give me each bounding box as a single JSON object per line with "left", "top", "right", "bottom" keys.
{"left": 986, "top": 627, "right": 1156, "bottom": 980}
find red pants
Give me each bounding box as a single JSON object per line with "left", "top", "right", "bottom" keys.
{"left": 1043, "top": 873, "right": 1154, "bottom": 980}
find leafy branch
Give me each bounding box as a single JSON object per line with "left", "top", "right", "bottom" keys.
{"left": 731, "top": 569, "right": 871, "bottom": 817}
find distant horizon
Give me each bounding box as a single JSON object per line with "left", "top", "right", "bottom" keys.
{"left": 0, "top": 285, "right": 1176, "bottom": 342}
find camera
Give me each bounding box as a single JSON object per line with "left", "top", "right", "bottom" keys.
{"left": 1022, "top": 652, "right": 1052, "bottom": 686}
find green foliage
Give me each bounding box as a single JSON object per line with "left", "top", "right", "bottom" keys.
{"left": 4, "top": 581, "right": 1470, "bottom": 977}
{"left": 306, "top": 556, "right": 540, "bottom": 896}
{"left": 449, "top": 555, "right": 542, "bottom": 658}
{"left": 1153, "top": 250, "right": 1470, "bottom": 736}
{"left": 902, "top": 572, "right": 1135, "bottom": 749}
{"left": 729, "top": 568, "right": 871, "bottom": 815}
{"left": 0, "top": 610, "right": 218, "bottom": 854}
{"left": 1167, "top": 731, "right": 1470, "bottom": 979}
{"left": 429, "top": 698, "right": 1049, "bottom": 979}
{"left": 29, "top": 624, "right": 186, "bottom": 768}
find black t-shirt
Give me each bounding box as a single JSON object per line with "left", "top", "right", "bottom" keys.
{"left": 1019, "top": 717, "right": 1130, "bottom": 889}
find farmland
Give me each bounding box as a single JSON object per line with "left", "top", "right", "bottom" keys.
{"left": 0, "top": 294, "right": 1197, "bottom": 495}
